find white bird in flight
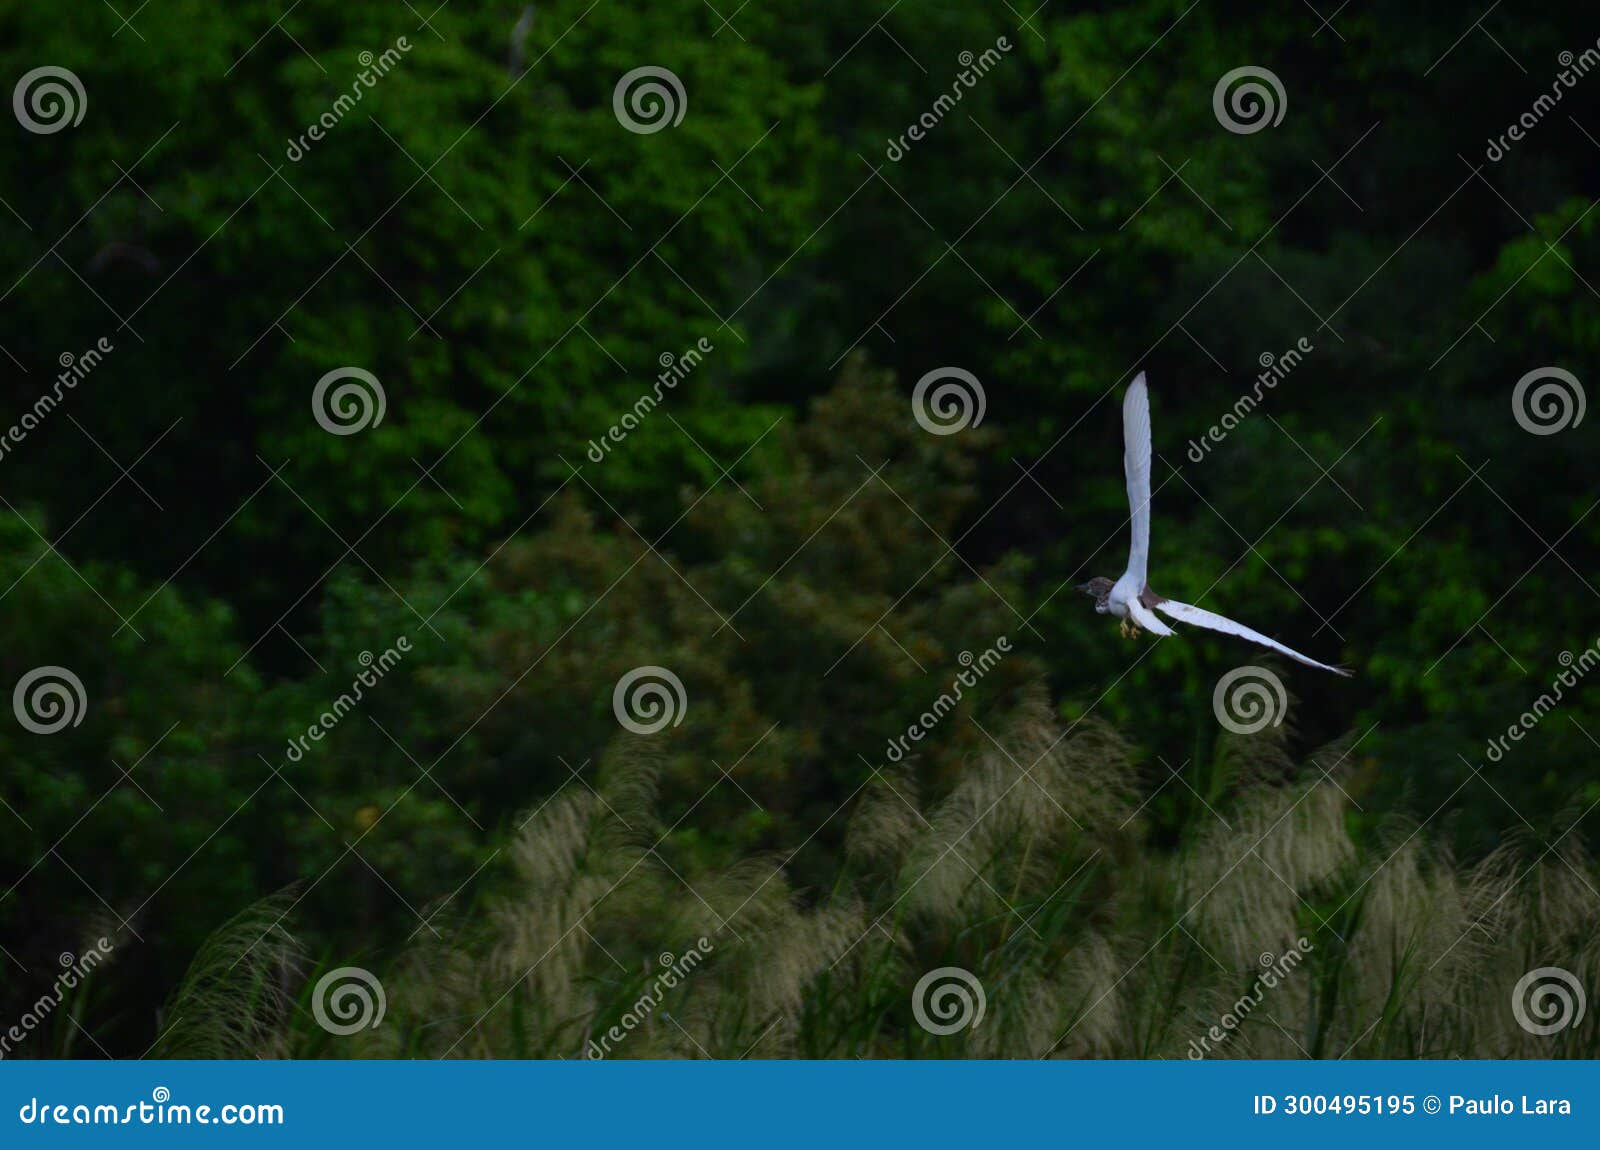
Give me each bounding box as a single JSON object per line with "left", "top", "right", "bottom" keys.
{"left": 1076, "top": 373, "right": 1352, "bottom": 676}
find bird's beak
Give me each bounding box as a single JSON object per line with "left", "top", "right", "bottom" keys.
{"left": 1074, "top": 582, "right": 1092, "bottom": 596}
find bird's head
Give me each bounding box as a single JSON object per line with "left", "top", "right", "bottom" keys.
{"left": 1076, "top": 576, "right": 1114, "bottom": 613}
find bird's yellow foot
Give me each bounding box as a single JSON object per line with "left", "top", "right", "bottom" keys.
{"left": 1119, "top": 617, "right": 1140, "bottom": 639}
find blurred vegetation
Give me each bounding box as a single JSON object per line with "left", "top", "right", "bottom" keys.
{"left": 1, "top": 1, "right": 1597, "bottom": 1055}
{"left": 152, "top": 722, "right": 1600, "bottom": 1059}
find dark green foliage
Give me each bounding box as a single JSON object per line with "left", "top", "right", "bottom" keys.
{"left": 2, "top": 0, "right": 1597, "bottom": 1056}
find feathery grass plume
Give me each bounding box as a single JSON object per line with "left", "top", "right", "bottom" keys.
{"left": 900, "top": 694, "right": 1132, "bottom": 930}
{"left": 149, "top": 892, "right": 301, "bottom": 1059}
{"left": 280, "top": 695, "right": 1600, "bottom": 1060}
{"left": 1182, "top": 766, "right": 1353, "bottom": 972}
{"left": 716, "top": 890, "right": 863, "bottom": 1058}
{"left": 845, "top": 763, "right": 923, "bottom": 870}
{"left": 1033, "top": 930, "right": 1124, "bottom": 1058}
{"left": 469, "top": 787, "right": 623, "bottom": 1057}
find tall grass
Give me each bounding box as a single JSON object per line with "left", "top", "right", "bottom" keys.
{"left": 171, "top": 699, "right": 1600, "bottom": 1058}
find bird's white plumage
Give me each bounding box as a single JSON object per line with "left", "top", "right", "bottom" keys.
{"left": 1109, "top": 372, "right": 1153, "bottom": 619}
{"left": 1154, "top": 599, "right": 1352, "bottom": 677}
{"left": 1120, "top": 372, "right": 1152, "bottom": 592}
{"left": 1095, "top": 372, "right": 1351, "bottom": 676}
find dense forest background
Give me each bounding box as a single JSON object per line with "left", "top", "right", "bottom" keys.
{"left": 1, "top": 1, "right": 1597, "bottom": 1057}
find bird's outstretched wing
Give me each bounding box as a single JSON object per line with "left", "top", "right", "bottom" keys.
{"left": 1154, "top": 599, "right": 1352, "bottom": 676}
{"left": 1121, "top": 372, "right": 1152, "bottom": 588}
